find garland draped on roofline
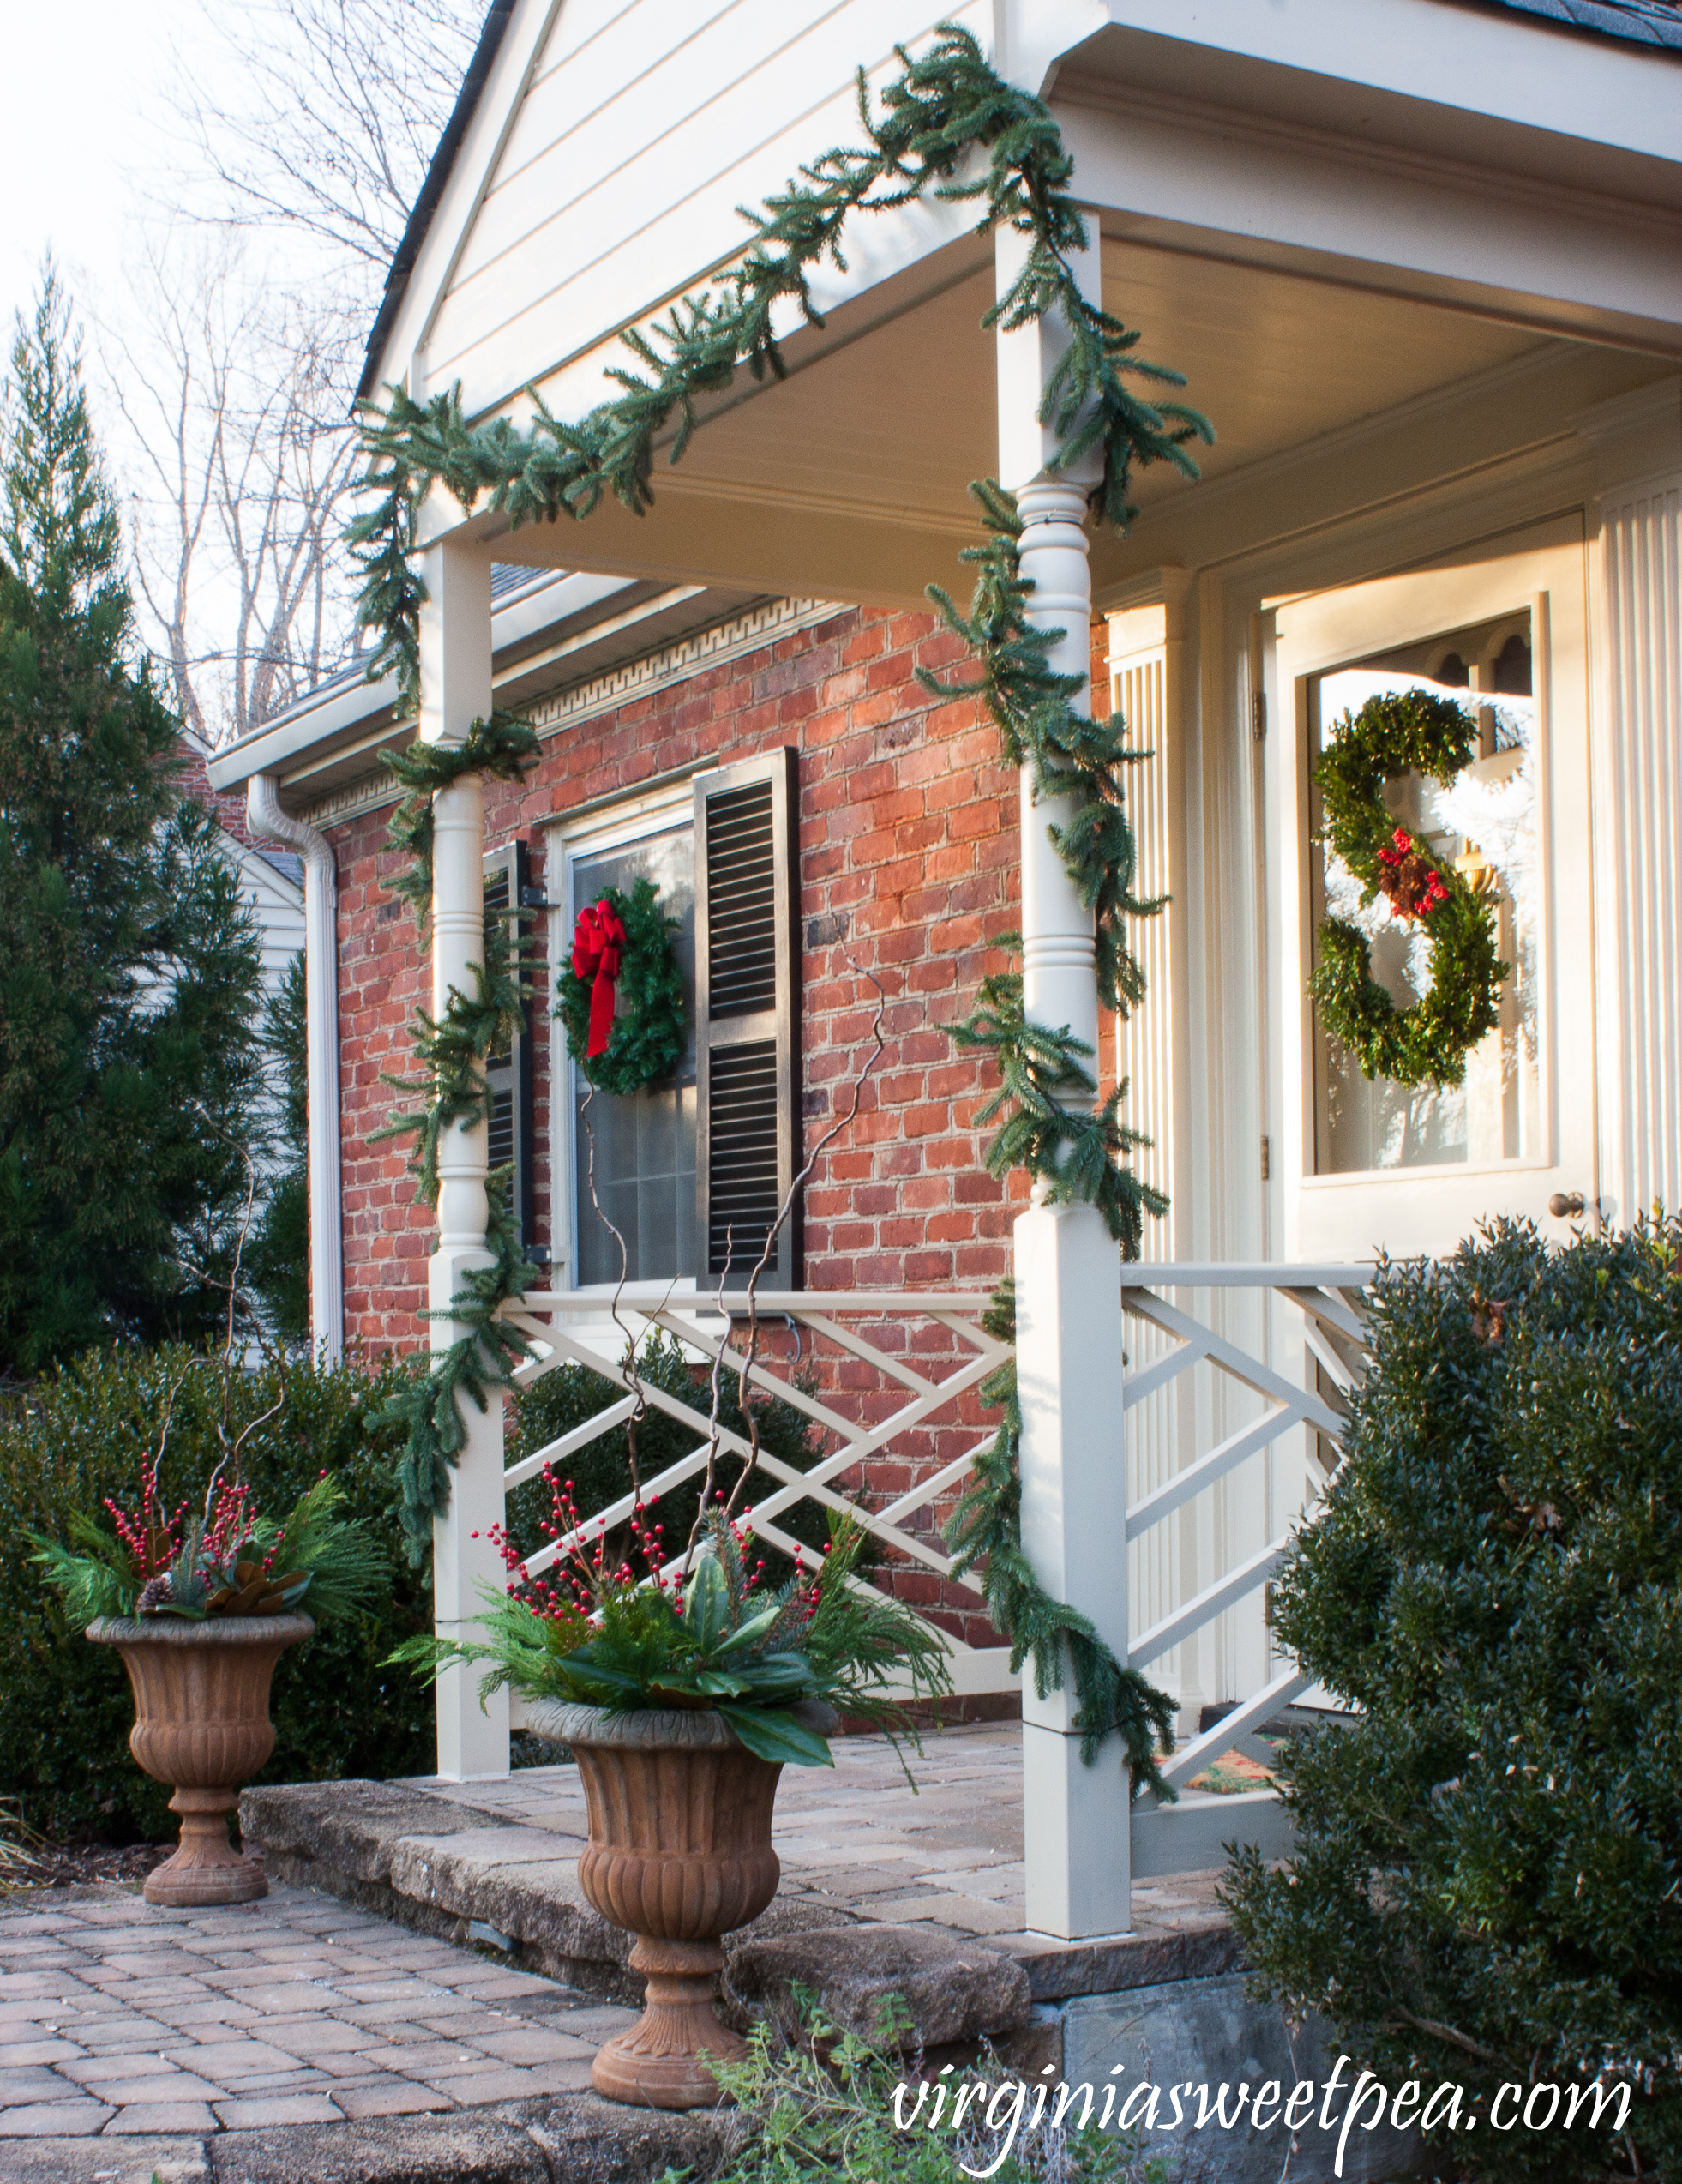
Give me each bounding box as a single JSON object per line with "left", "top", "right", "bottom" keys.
{"left": 350, "top": 24, "right": 1210, "bottom": 1755}
{"left": 346, "top": 24, "right": 1207, "bottom": 715}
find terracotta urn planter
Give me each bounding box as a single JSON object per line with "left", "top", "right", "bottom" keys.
{"left": 528, "top": 1698, "right": 828, "bottom": 2110}
{"left": 87, "top": 1614, "right": 313, "bottom": 1907}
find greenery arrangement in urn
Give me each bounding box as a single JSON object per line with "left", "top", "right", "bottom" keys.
{"left": 399, "top": 1477, "right": 951, "bottom": 1768}
{"left": 1223, "top": 1217, "right": 1682, "bottom": 2184}
{"left": 33, "top": 1457, "right": 387, "bottom": 1629}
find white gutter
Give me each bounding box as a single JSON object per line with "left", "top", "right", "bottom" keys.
{"left": 247, "top": 775, "right": 345, "bottom": 1363}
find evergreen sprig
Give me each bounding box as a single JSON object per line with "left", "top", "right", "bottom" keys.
{"left": 952, "top": 957, "right": 1167, "bottom": 1256}
{"left": 921, "top": 479, "right": 1164, "bottom": 1017}
{"left": 378, "top": 1168, "right": 537, "bottom": 1566}
{"left": 944, "top": 1280, "right": 1175, "bottom": 1797}
{"left": 381, "top": 710, "right": 539, "bottom": 926}
{"left": 375, "top": 710, "right": 543, "bottom": 1566}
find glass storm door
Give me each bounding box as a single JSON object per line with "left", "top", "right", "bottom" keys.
{"left": 1267, "top": 517, "right": 1596, "bottom": 1264}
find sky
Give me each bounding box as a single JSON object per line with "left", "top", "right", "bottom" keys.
{"left": 0, "top": 0, "right": 213, "bottom": 341}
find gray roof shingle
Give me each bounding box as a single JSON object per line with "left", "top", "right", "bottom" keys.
{"left": 1486, "top": 0, "right": 1682, "bottom": 47}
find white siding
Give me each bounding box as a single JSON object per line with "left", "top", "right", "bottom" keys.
{"left": 234, "top": 844, "right": 307, "bottom": 1004}
{"left": 417, "top": 0, "right": 983, "bottom": 419}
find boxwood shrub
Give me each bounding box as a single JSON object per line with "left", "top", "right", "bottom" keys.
{"left": 1224, "top": 1218, "right": 1682, "bottom": 2182}
{"left": 3, "top": 1343, "right": 433, "bottom": 1842}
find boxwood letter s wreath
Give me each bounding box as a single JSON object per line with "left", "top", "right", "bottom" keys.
{"left": 1309, "top": 689, "right": 1508, "bottom": 1090}
{"left": 557, "top": 879, "right": 686, "bottom": 1094}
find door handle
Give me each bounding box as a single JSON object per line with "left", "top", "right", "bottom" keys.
{"left": 1547, "top": 1191, "right": 1586, "bottom": 1218}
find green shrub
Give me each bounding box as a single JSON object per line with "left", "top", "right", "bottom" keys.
{"left": 696, "top": 1991, "right": 1165, "bottom": 2183}
{"left": 2, "top": 1342, "right": 432, "bottom": 1841}
{"left": 1224, "top": 1218, "right": 1682, "bottom": 2181}
{"left": 505, "top": 1329, "right": 832, "bottom": 1581}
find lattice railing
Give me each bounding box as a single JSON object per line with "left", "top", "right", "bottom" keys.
{"left": 1120, "top": 1264, "right": 1371, "bottom": 1876}
{"left": 498, "top": 1286, "right": 1018, "bottom": 1698}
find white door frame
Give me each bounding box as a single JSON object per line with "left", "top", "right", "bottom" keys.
{"left": 1267, "top": 514, "right": 1597, "bottom": 1266}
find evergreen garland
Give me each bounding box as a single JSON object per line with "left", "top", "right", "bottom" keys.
{"left": 944, "top": 1281, "right": 1175, "bottom": 1798}
{"left": 347, "top": 25, "right": 1208, "bottom": 713}
{"left": 1309, "top": 690, "right": 1508, "bottom": 1090}
{"left": 555, "top": 879, "right": 687, "bottom": 1095}
{"left": 349, "top": 23, "right": 1197, "bottom": 1746}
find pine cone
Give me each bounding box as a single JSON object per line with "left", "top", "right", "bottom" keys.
{"left": 136, "top": 1574, "right": 175, "bottom": 1615}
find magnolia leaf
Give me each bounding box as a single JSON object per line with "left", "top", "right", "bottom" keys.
{"left": 717, "top": 1703, "right": 834, "bottom": 1768}
{"left": 714, "top": 1602, "right": 784, "bottom": 1656}
{"left": 684, "top": 1555, "right": 730, "bottom": 1652}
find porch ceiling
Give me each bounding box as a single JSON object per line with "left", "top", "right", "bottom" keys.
{"left": 478, "top": 238, "right": 1558, "bottom": 608}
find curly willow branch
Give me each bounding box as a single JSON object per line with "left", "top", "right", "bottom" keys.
{"left": 352, "top": 22, "right": 1196, "bottom": 1754}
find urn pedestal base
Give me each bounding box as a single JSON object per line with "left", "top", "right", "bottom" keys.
{"left": 144, "top": 1789, "right": 267, "bottom": 1907}
{"left": 527, "top": 1699, "right": 835, "bottom": 2113}
{"left": 590, "top": 1937, "right": 748, "bottom": 2109}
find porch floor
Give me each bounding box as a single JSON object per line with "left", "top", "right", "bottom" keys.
{"left": 403, "top": 1721, "right": 1233, "bottom": 1988}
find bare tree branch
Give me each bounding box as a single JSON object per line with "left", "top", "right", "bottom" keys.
{"left": 107, "top": 0, "right": 481, "bottom": 742}
{"left": 163, "top": 0, "right": 481, "bottom": 279}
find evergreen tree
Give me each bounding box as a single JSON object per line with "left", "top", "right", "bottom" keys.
{"left": 247, "top": 950, "right": 310, "bottom": 1345}
{"left": 0, "top": 274, "right": 265, "bottom": 1376}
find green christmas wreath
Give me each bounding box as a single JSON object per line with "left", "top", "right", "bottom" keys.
{"left": 1309, "top": 689, "right": 1509, "bottom": 1090}
{"left": 556, "top": 877, "right": 686, "bottom": 1095}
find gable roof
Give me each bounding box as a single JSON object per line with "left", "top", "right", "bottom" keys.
{"left": 357, "top": 0, "right": 1679, "bottom": 408}
{"left": 357, "top": 0, "right": 516, "bottom": 401}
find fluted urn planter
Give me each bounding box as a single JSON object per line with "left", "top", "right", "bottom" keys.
{"left": 529, "top": 1698, "right": 827, "bottom": 2110}
{"left": 87, "top": 1614, "right": 313, "bottom": 1907}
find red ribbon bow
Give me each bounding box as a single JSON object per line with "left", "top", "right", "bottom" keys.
{"left": 571, "top": 899, "right": 627, "bottom": 1058}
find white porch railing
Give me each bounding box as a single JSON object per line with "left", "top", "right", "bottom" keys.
{"left": 489, "top": 1266, "right": 1370, "bottom": 1927}
{"left": 1120, "top": 1265, "right": 1371, "bottom": 1880}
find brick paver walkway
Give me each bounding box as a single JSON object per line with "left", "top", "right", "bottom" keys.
{"left": 0, "top": 1881, "right": 635, "bottom": 2141}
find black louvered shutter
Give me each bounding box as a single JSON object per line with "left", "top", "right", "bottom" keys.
{"left": 694, "top": 750, "right": 799, "bottom": 1288}
{"left": 483, "top": 841, "right": 535, "bottom": 1253}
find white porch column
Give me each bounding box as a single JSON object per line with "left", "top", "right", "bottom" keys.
{"left": 996, "top": 226, "right": 1132, "bottom": 1939}
{"left": 420, "top": 538, "right": 510, "bottom": 1781}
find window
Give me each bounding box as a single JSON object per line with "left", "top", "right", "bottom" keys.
{"left": 550, "top": 749, "right": 800, "bottom": 1290}
{"left": 568, "top": 823, "right": 698, "bottom": 1285}
{"left": 1308, "top": 611, "right": 1541, "bottom": 1176}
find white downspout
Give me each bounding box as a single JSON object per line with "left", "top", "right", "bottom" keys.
{"left": 247, "top": 773, "right": 345, "bottom": 1363}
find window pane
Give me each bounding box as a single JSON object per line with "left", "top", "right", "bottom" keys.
{"left": 1310, "top": 612, "right": 1541, "bottom": 1176}
{"left": 570, "top": 825, "right": 697, "bottom": 1283}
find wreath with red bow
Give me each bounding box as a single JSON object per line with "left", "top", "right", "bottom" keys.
{"left": 1308, "top": 689, "right": 1509, "bottom": 1090}
{"left": 556, "top": 877, "right": 686, "bottom": 1094}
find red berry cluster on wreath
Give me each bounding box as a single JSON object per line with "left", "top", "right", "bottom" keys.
{"left": 1375, "top": 827, "right": 1451, "bottom": 919}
